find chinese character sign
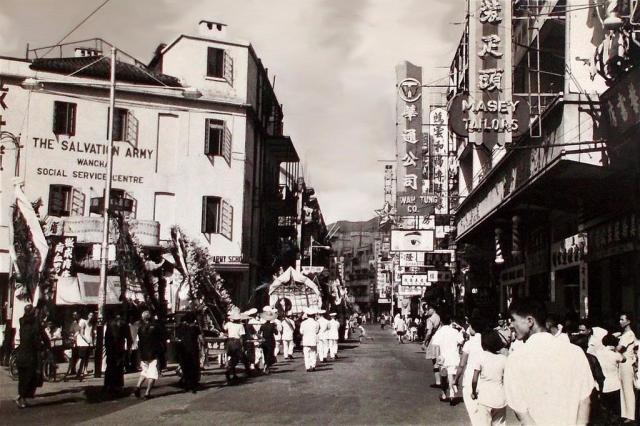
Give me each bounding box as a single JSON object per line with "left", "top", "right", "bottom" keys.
{"left": 448, "top": 0, "right": 514, "bottom": 149}
{"left": 50, "top": 236, "right": 76, "bottom": 277}
{"left": 396, "top": 61, "right": 425, "bottom": 216}
{"left": 429, "top": 108, "right": 449, "bottom": 215}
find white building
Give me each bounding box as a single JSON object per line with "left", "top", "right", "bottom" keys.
{"left": 0, "top": 21, "right": 299, "bottom": 314}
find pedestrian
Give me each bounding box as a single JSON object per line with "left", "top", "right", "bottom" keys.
{"left": 455, "top": 315, "right": 486, "bottom": 425}
{"left": 133, "top": 310, "right": 165, "bottom": 399}
{"left": 393, "top": 313, "right": 407, "bottom": 344}
{"left": 223, "top": 311, "right": 249, "bottom": 384}
{"left": 576, "top": 318, "right": 608, "bottom": 356}
{"left": 281, "top": 313, "right": 295, "bottom": 360}
{"left": 595, "top": 333, "right": 625, "bottom": 423}
{"left": 104, "top": 312, "right": 132, "bottom": 394}
{"left": 259, "top": 308, "right": 278, "bottom": 374}
{"left": 470, "top": 330, "right": 508, "bottom": 426}
{"left": 63, "top": 311, "right": 81, "bottom": 379}
{"left": 431, "top": 311, "right": 464, "bottom": 403}
{"left": 504, "top": 298, "right": 594, "bottom": 425}
{"left": 75, "top": 312, "right": 95, "bottom": 380}
{"left": 300, "top": 307, "right": 320, "bottom": 372}
{"left": 316, "top": 309, "right": 329, "bottom": 363}
{"left": 494, "top": 314, "right": 511, "bottom": 353}
{"left": 545, "top": 315, "right": 570, "bottom": 343}
{"left": 615, "top": 311, "right": 637, "bottom": 423}
{"left": 423, "top": 306, "right": 442, "bottom": 387}
{"left": 175, "top": 311, "right": 202, "bottom": 393}
{"left": 380, "top": 313, "right": 387, "bottom": 330}
{"left": 327, "top": 312, "right": 340, "bottom": 359}
{"left": 273, "top": 314, "right": 284, "bottom": 359}
{"left": 14, "top": 304, "right": 48, "bottom": 409}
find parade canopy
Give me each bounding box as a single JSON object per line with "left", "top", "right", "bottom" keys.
{"left": 55, "top": 273, "right": 143, "bottom": 305}
{"left": 268, "top": 267, "right": 321, "bottom": 313}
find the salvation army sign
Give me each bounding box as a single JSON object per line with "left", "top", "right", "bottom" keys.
{"left": 448, "top": 94, "right": 529, "bottom": 138}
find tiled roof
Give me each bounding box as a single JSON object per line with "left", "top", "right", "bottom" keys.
{"left": 30, "top": 56, "right": 182, "bottom": 87}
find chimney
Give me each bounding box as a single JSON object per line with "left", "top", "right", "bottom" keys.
{"left": 74, "top": 47, "right": 102, "bottom": 58}
{"left": 198, "top": 20, "right": 228, "bottom": 39}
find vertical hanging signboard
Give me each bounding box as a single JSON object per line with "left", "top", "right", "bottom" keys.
{"left": 395, "top": 61, "right": 426, "bottom": 216}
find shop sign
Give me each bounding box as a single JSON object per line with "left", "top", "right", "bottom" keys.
{"left": 401, "top": 274, "right": 430, "bottom": 286}
{"left": 600, "top": 63, "right": 640, "bottom": 142}
{"left": 396, "top": 62, "right": 427, "bottom": 216}
{"left": 390, "top": 229, "right": 434, "bottom": 252}
{"left": 499, "top": 264, "right": 525, "bottom": 286}
{"left": 551, "top": 233, "right": 587, "bottom": 271}
{"left": 588, "top": 212, "right": 640, "bottom": 261}
{"left": 50, "top": 236, "right": 76, "bottom": 278}
{"left": 301, "top": 266, "right": 324, "bottom": 275}
{"left": 448, "top": 0, "right": 516, "bottom": 150}
{"left": 378, "top": 298, "right": 391, "bottom": 304}
{"left": 211, "top": 255, "right": 245, "bottom": 264}
{"left": 424, "top": 250, "right": 454, "bottom": 267}
{"left": 427, "top": 270, "right": 452, "bottom": 282}
{"left": 399, "top": 252, "right": 425, "bottom": 267}
{"left": 428, "top": 107, "right": 450, "bottom": 215}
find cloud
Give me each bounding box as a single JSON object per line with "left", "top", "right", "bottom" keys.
{"left": 0, "top": 0, "right": 465, "bottom": 223}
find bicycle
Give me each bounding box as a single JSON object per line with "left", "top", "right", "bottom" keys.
{"left": 8, "top": 348, "right": 57, "bottom": 382}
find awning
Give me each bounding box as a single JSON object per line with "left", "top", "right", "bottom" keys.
{"left": 55, "top": 273, "right": 143, "bottom": 305}
{"left": 456, "top": 157, "right": 610, "bottom": 244}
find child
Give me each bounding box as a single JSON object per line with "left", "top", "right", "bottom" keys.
{"left": 471, "top": 330, "right": 507, "bottom": 425}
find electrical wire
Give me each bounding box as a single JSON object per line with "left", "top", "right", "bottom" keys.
{"left": 41, "top": 0, "right": 112, "bottom": 58}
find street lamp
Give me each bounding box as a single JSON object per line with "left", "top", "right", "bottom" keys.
{"left": 309, "top": 236, "right": 330, "bottom": 267}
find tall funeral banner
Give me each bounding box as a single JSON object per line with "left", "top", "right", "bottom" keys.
{"left": 396, "top": 61, "right": 426, "bottom": 216}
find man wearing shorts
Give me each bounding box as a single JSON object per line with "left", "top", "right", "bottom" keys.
{"left": 134, "top": 311, "right": 165, "bottom": 399}
{"left": 393, "top": 314, "right": 407, "bottom": 344}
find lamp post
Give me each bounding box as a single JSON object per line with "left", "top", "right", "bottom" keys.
{"left": 309, "top": 236, "right": 330, "bottom": 267}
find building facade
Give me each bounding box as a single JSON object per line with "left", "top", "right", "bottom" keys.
{"left": 448, "top": 1, "right": 621, "bottom": 319}
{"left": 0, "top": 21, "right": 305, "bottom": 318}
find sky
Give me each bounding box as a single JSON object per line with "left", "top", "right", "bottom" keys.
{"left": 0, "top": 0, "right": 464, "bottom": 223}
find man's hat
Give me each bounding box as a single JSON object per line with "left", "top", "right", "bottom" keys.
{"left": 261, "top": 311, "right": 277, "bottom": 321}
{"left": 229, "top": 312, "right": 242, "bottom": 321}
{"left": 329, "top": 312, "right": 337, "bottom": 317}
{"left": 317, "top": 309, "right": 326, "bottom": 314}
{"left": 262, "top": 306, "right": 274, "bottom": 313}
{"left": 242, "top": 308, "right": 258, "bottom": 317}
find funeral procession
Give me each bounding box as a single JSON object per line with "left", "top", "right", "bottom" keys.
{"left": 1, "top": 1, "right": 640, "bottom": 425}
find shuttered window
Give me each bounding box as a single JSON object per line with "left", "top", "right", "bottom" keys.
{"left": 202, "top": 196, "right": 221, "bottom": 234}
{"left": 207, "top": 47, "right": 233, "bottom": 86}
{"left": 205, "top": 119, "right": 232, "bottom": 166}
{"left": 48, "top": 185, "right": 72, "bottom": 217}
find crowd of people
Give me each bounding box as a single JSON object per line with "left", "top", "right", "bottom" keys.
{"left": 409, "top": 299, "right": 640, "bottom": 425}
{"left": 223, "top": 305, "right": 342, "bottom": 380}
{"left": 9, "top": 302, "right": 348, "bottom": 409}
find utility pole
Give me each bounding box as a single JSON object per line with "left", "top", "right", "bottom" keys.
{"left": 95, "top": 45, "right": 117, "bottom": 378}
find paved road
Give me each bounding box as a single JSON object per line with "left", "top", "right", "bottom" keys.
{"left": 1, "top": 325, "right": 470, "bottom": 425}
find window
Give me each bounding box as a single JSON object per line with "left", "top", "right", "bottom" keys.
{"left": 202, "top": 196, "right": 221, "bottom": 233}
{"left": 108, "top": 107, "right": 139, "bottom": 145}
{"left": 53, "top": 101, "right": 77, "bottom": 135}
{"left": 89, "top": 188, "right": 136, "bottom": 218}
{"left": 48, "top": 185, "right": 72, "bottom": 216}
{"left": 206, "top": 47, "right": 233, "bottom": 84}
{"left": 205, "top": 119, "right": 232, "bottom": 165}
{"left": 201, "top": 196, "right": 233, "bottom": 238}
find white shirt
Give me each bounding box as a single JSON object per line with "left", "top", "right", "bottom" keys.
{"left": 473, "top": 351, "right": 507, "bottom": 409}
{"left": 504, "top": 332, "right": 594, "bottom": 426}
{"left": 618, "top": 329, "right": 637, "bottom": 363}
{"left": 327, "top": 319, "right": 340, "bottom": 340}
{"left": 76, "top": 318, "right": 92, "bottom": 347}
{"left": 281, "top": 318, "right": 295, "bottom": 340}
{"left": 224, "top": 322, "right": 245, "bottom": 339}
{"left": 587, "top": 327, "right": 608, "bottom": 355}
{"left": 300, "top": 318, "right": 320, "bottom": 346}
{"left": 274, "top": 318, "right": 283, "bottom": 341}
{"left": 595, "top": 346, "right": 624, "bottom": 393}
{"left": 317, "top": 317, "right": 329, "bottom": 339}
{"left": 432, "top": 324, "right": 463, "bottom": 368}
{"left": 393, "top": 316, "right": 407, "bottom": 332}
{"left": 552, "top": 330, "right": 570, "bottom": 343}
{"left": 461, "top": 333, "right": 483, "bottom": 388}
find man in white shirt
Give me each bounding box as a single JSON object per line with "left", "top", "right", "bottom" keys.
{"left": 317, "top": 310, "right": 329, "bottom": 363}
{"left": 432, "top": 312, "right": 464, "bottom": 402}
{"left": 326, "top": 313, "right": 340, "bottom": 359}
{"left": 299, "top": 308, "right": 320, "bottom": 372}
{"left": 504, "top": 298, "right": 594, "bottom": 425}
{"left": 393, "top": 314, "right": 407, "bottom": 344}
{"left": 281, "top": 314, "right": 296, "bottom": 360}
{"left": 454, "top": 316, "right": 485, "bottom": 422}
{"left": 545, "top": 315, "right": 570, "bottom": 343}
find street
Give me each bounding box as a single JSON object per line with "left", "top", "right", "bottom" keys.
{"left": 1, "top": 325, "right": 469, "bottom": 425}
